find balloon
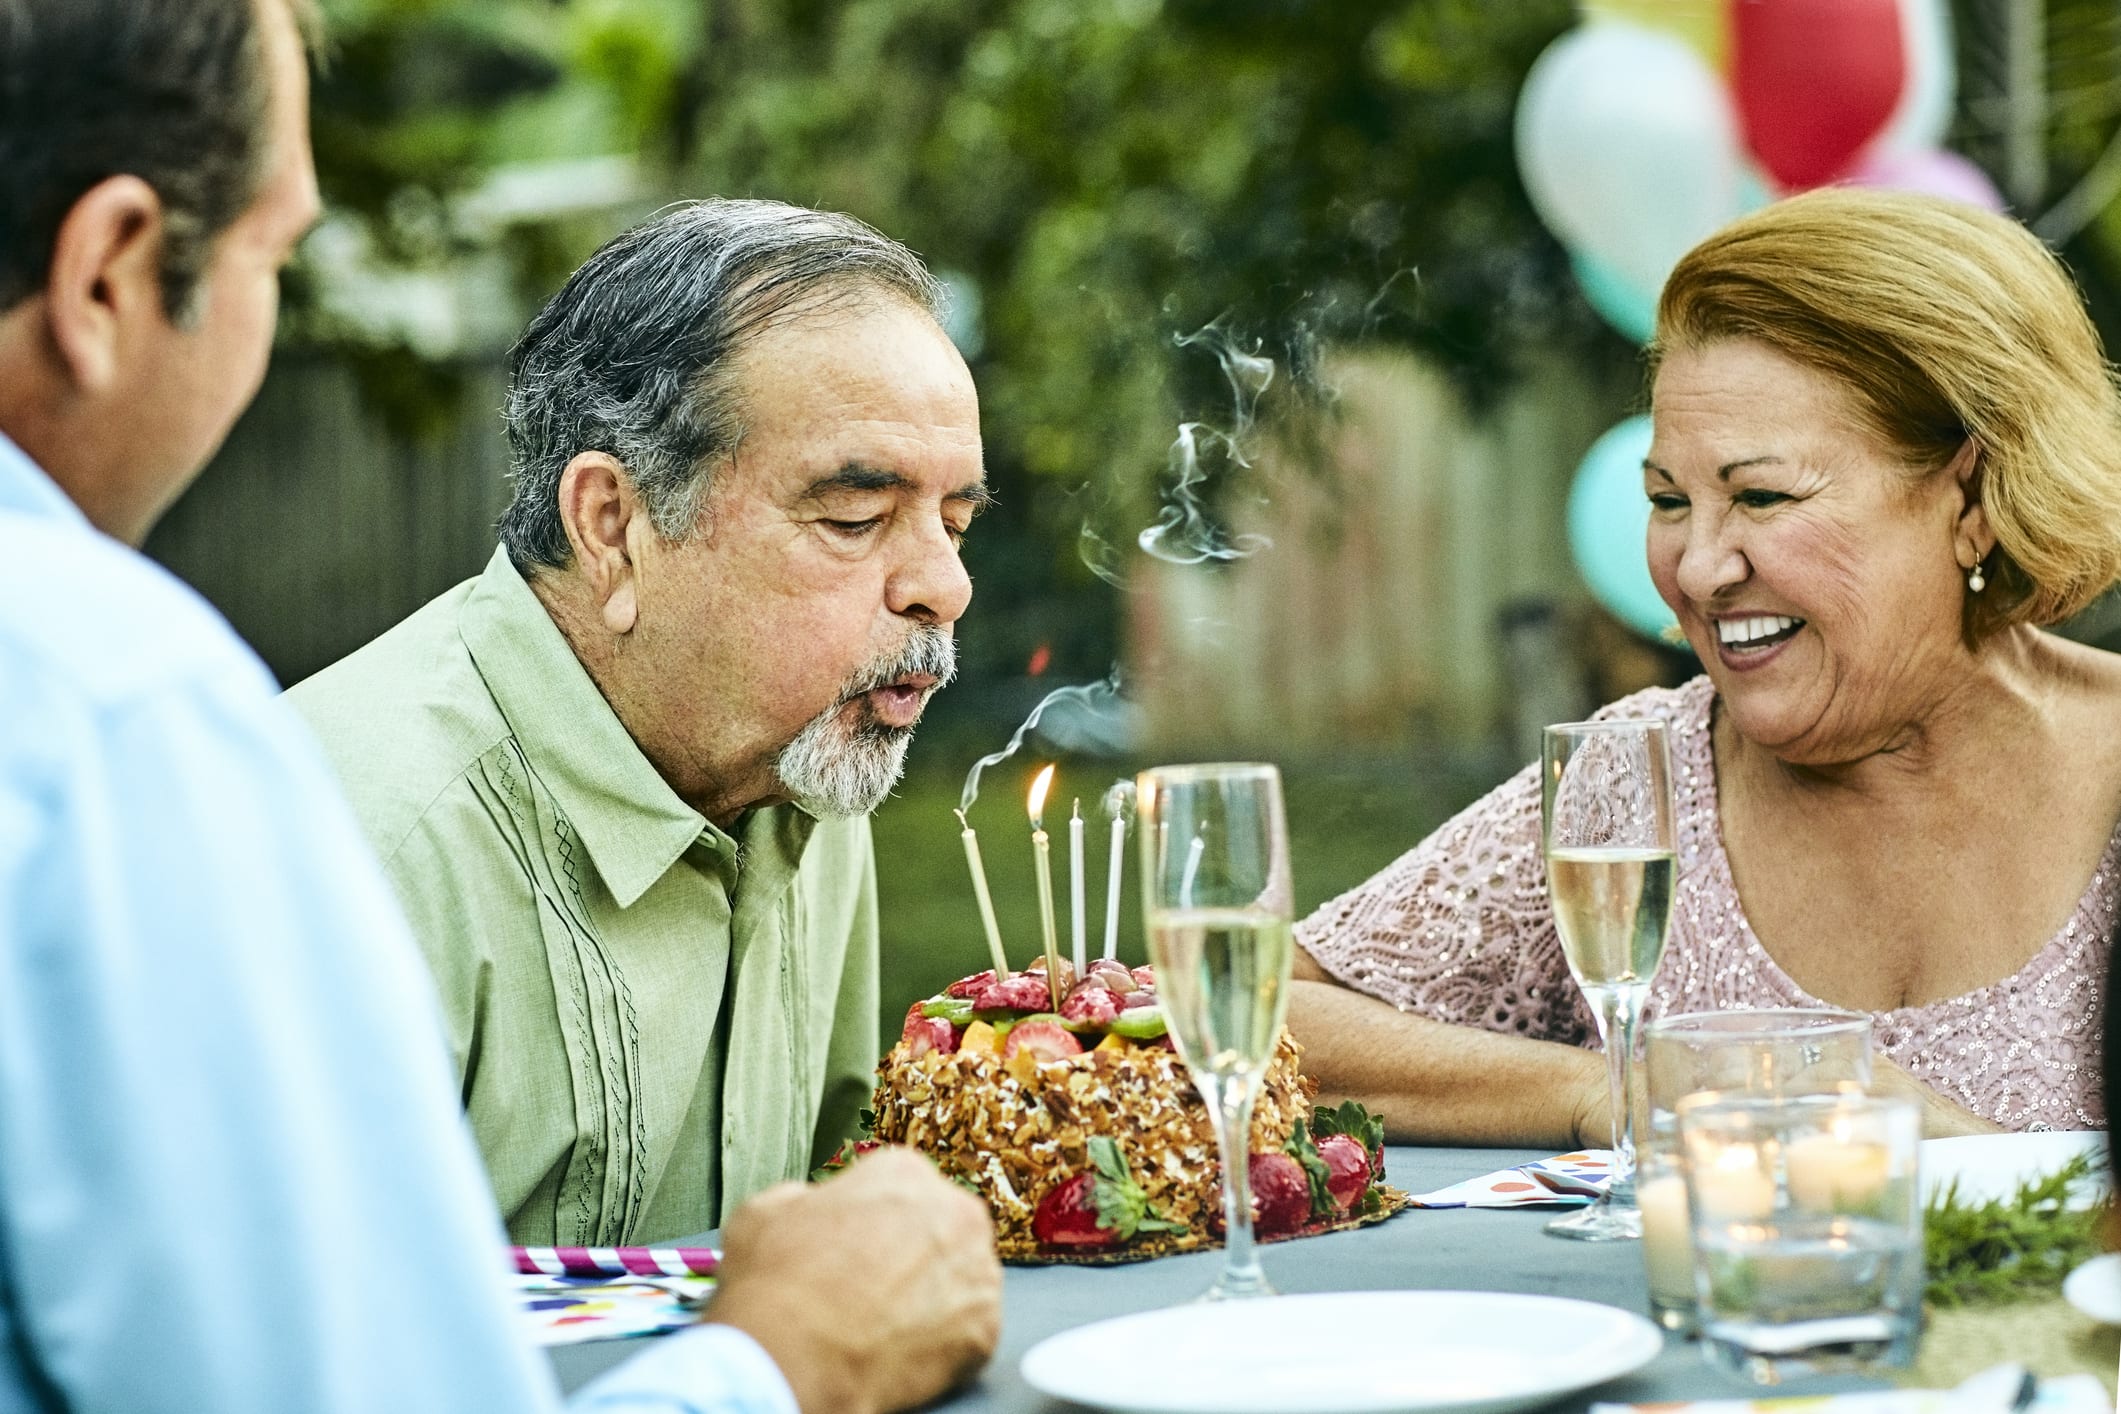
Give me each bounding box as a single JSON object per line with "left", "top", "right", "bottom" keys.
{"left": 1571, "top": 253, "right": 1657, "bottom": 344}
{"left": 1567, "top": 415, "right": 1676, "bottom": 642}
{"left": 1848, "top": 146, "right": 2005, "bottom": 211}
{"left": 1517, "top": 22, "right": 1748, "bottom": 301}
{"left": 1733, "top": 0, "right": 1906, "bottom": 190}
{"left": 1869, "top": 0, "right": 1955, "bottom": 158}
{"left": 1579, "top": 0, "right": 1726, "bottom": 68}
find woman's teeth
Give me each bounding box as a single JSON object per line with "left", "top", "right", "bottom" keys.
{"left": 1717, "top": 614, "right": 1803, "bottom": 648}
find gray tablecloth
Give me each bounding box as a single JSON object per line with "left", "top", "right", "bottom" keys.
{"left": 550, "top": 1145, "right": 1887, "bottom": 1409}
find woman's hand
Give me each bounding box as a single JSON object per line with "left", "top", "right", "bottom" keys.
{"left": 1866, "top": 1056, "right": 2005, "bottom": 1138}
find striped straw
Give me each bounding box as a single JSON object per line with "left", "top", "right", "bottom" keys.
{"left": 512, "top": 1244, "right": 722, "bottom": 1279}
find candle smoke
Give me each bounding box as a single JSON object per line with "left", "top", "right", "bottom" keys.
{"left": 957, "top": 673, "right": 1123, "bottom": 816}
{"left": 968, "top": 275, "right": 1415, "bottom": 815}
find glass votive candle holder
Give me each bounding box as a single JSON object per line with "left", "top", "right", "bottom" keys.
{"left": 1639, "top": 1009, "right": 1873, "bottom": 1334}
{"left": 1676, "top": 1090, "right": 1922, "bottom": 1384}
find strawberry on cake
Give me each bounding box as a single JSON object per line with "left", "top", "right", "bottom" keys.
{"left": 859, "top": 957, "right": 1404, "bottom": 1262}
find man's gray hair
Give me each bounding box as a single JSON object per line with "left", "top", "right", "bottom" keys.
{"left": 498, "top": 198, "right": 946, "bottom": 572}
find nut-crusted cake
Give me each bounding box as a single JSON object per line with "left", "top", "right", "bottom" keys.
{"left": 860, "top": 958, "right": 1401, "bottom": 1262}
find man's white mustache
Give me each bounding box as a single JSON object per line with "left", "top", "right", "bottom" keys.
{"left": 842, "top": 629, "right": 957, "bottom": 704}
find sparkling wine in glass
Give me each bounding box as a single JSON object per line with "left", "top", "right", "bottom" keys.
{"left": 1137, "top": 762, "right": 1293, "bottom": 1301}
{"left": 1542, "top": 719, "right": 1676, "bottom": 1242}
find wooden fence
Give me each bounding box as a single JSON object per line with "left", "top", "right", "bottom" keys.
{"left": 146, "top": 354, "right": 513, "bottom": 688}
{"left": 1128, "top": 348, "right": 1638, "bottom": 754}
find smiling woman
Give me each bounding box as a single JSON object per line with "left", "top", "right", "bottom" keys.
{"left": 1287, "top": 188, "right": 2121, "bottom": 1146}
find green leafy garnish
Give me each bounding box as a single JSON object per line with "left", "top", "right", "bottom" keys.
{"left": 1924, "top": 1152, "right": 2101, "bottom": 1308}
{"left": 1312, "top": 1100, "right": 1385, "bottom": 1164}
{"left": 1284, "top": 1122, "right": 1338, "bottom": 1220}
{"left": 1087, "top": 1136, "right": 1187, "bottom": 1238}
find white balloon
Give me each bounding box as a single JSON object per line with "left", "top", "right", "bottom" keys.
{"left": 1869, "top": 0, "right": 1954, "bottom": 157}
{"left": 1515, "top": 19, "right": 1747, "bottom": 299}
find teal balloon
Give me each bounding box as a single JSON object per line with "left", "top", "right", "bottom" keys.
{"left": 1567, "top": 415, "right": 1678, "bottom": 641}
{"left": 1570, "top": 253, "right": 1656, "bottom": 344}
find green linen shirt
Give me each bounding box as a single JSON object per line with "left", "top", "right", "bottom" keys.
{"left": 286, "top": 546, "right": 878, "bottom": 1244}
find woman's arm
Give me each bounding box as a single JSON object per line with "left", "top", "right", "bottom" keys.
{"left": 1288, "top": 761, "right": 1614, "bottom": 1146}
{"left": 1286, "top": 952, "right": 1609, "bottom": 1148}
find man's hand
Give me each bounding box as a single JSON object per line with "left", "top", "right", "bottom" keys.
{"left": 706, "top": 1146, "right": 1002, "bottom": 1414}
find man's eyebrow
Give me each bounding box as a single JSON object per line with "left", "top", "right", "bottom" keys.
{"left": 799, "top": 465, "right": 913, "bottom": 499}
{"left": 948, "top": 481, "right": 996, "bottom": 512}
{"left": 799, "top": 465, "right": 995, "bottom": 512}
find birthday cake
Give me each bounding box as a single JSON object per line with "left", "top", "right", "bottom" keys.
{"left": 854, "top": 958, "right": 1404, "bottom": 1262}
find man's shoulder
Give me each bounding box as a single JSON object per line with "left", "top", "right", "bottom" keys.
{"left": 0, "top": 510, "right": 274, "bottom": 713}
{"left": 285, "top": 578, "right": 513, "bottom": 859}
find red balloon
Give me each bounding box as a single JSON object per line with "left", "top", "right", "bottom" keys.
{"left": 1733, "top": 0, "right": 1907, "bottom": 190}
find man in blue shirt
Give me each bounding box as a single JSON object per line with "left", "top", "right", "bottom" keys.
{"left": 0, "top": 2, "right": 1001, "bottom": 1411}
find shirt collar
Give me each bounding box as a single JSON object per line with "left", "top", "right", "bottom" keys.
{"left": 459, "top": 545, "right": 730, "bottom": 908}
{"left": 0, "top": 430, "right": 90, "bottom": 526}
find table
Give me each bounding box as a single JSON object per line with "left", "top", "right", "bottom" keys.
{"left": 551, "top": 1145, "right": 1891, "bottom": 1409}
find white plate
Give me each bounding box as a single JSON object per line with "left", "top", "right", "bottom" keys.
{"left": 1920, "top": 1131, "right": 2108, "bottom": 1209}
{"left": 1018, "top": 1290, "right": 1663, "bottom": 1414}
{"left": 2065, "top": 1253, "right": 2121, "bottom": 1325}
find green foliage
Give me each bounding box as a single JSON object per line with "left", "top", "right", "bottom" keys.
{"left": 1923, "top": 1151, "right": 2102, "bottom": 1308}
{"left": 672, "top": 0, "right": 1590, "bottom": 479}
{"left": 295, "top": 0, "right": 1601, "bottom": 577}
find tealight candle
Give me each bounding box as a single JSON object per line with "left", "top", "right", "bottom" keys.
{"left": 1637, "top": 1171, "right": 1693, "bottom": 1315}
{"left": 1688, "top": 1143, "right": 1776, "bottom": 1222}
{"left": 1785, "top": 1131, "right": 1891, "bottom": 1210}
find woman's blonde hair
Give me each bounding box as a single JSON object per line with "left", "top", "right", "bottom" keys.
{"left": 1652, "top": 186, "right": 2121, "bottom": 640}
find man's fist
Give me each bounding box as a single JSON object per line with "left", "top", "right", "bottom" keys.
{"left": 707, "top": 1146, "right": 1002, "bottom": 1414}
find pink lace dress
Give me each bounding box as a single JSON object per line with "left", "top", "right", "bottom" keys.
{"left": 1297, "top": 676, "right": 2112, "bottom": 1130}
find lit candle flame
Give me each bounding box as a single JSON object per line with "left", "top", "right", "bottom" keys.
{"left": 1027, "top": 763, "right": 1056, "bottom": 828}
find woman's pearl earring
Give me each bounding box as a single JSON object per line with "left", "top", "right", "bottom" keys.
{"left": 1968, "top": 559, "right": 1986, "bottom": 594}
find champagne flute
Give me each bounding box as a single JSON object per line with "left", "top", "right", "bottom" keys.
{"left": 1541, "top": 719, "right": 1676, "bottom": 1242}
{"left": 1136, "top": 762, "right": 1293, "bottom": 1301}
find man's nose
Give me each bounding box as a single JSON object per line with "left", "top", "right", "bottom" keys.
{"left": 887, "top": 521, "right": 974, "bottom": 625}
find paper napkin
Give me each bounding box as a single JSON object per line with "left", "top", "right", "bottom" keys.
{"left": 1404, "top": 1150, "right": 1613, "bottom": 1208}
{"left": 512, "top": 1273, "right": 715, "bottom": 1346}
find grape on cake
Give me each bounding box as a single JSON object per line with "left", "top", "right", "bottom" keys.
{"left": 853, "top": 957, "right": 1403, "bottom": 1262}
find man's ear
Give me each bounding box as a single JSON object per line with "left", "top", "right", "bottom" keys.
{"left": 1945, "top": 438, "right": 1994, "bottom": 567}
{"left": 556, "top": 451, "right": 643, "bottom": 634}
{"left": 44, "top": 175, "right": 169, "bottom": 394}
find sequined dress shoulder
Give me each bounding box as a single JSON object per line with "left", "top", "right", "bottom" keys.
{"left": 1295, "top": 675, "right": 2113, "bottom": 1130}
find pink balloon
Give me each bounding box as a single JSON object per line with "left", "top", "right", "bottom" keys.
{"left": 1848, "top": 146, "right": 2005, "bottom": 211}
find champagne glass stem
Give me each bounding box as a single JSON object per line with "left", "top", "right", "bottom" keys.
{"left": 1204, "top": 1076, "right": 1269, "bottom": 1300}
{"left": 1602, "top": 990, "right": 1643, "bottom": 1206}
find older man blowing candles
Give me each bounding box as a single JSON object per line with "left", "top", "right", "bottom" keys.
{"left": 288, "top": 198, "right": 988, "bottom": 1244}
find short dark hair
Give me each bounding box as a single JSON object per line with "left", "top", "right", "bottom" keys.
{"left": 0, "top": 0, "right": 316, "bottom": 321}
{"left": 498, "top": 198, "right": 947, "bottom": 573}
